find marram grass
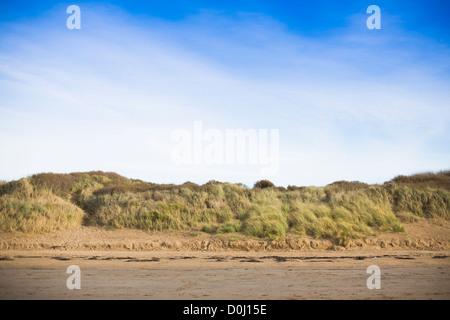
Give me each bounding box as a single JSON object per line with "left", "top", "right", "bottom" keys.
{"left": 0, "top": 178, "right": 85, "bottom": 233}
{"left": 0, "top": 171, "right": 449, "bottom": 242}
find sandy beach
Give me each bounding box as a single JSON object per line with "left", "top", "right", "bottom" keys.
{"left": 1, "top": 249, "right": 449, "bottom": 299}
{"left": 1, "top": 225, "right": 449, "bottom": 300}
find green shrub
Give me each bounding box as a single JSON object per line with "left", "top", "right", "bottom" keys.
{"left": 253, "top": 180, "right": 275, "bottom": 189}
{"left": 218, "top": 220, "right": 242, "bottom": 233}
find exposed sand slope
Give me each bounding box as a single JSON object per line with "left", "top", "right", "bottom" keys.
{"left": 1, "top": 221, "right": 449, "bottom": 251}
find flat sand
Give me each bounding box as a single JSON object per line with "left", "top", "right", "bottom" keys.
{"left": 1, "top": 223, "right": 449, "bottom": 300}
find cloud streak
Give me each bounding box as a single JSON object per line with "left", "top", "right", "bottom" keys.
{"left": 0, "top": 4, "right": 449, "bottom": 186}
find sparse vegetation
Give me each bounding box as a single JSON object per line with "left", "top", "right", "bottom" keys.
{"left": 1, "top": 171, "right": 449, "bottom": 242}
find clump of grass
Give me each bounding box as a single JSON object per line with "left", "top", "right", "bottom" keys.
{"left": 200, "top": 224, "right": 217, "bottom": 234}
{"left": 326, "top": 180, "right": 369, "bottom": 192}
{"left": 395, "top": 211, "right": 422, "bottom": 223}
{"left": 387, "top": 183, "right": 450, "bottom": 219}
{"left": 0, "top": 179, "right": 85, "bottom": 233}
{"left": 243, "top": 212, "right": 288, "bottom": 238}
{"left": 390, "top": 170, "right": 450, "bottom": 191}
{"left": 81, "top": 193, "right": 184, "bottom": 231}
{"left": 218, "top": 220, "right": 242, "bottom": 234}
{"left": 283, "top": 186, "right": 405, "bottom": 242}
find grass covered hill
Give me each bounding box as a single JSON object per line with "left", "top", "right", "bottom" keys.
{"left": 0, "top": 171, "right": 449, "bottom": 243}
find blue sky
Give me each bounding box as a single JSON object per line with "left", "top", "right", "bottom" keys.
{"left": 0, "top": 1, "right": 449, "bottom": 186}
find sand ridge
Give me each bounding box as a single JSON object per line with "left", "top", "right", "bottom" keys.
{"left": 1, "top": 221, "right": 449, "bottom": 251}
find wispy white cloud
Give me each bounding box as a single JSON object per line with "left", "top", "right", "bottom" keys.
{"left": 0, "top": 5, "right": 449, "bottom": 185}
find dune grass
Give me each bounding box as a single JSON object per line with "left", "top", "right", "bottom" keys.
{"left": 0, "top": 171, "right": 449, "bottom": 242}
{"left": 0, "top": 178, "right": 85, "bottom": 233}
{"left": 391, "top": 171, "right": 450, "bottom": 191}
